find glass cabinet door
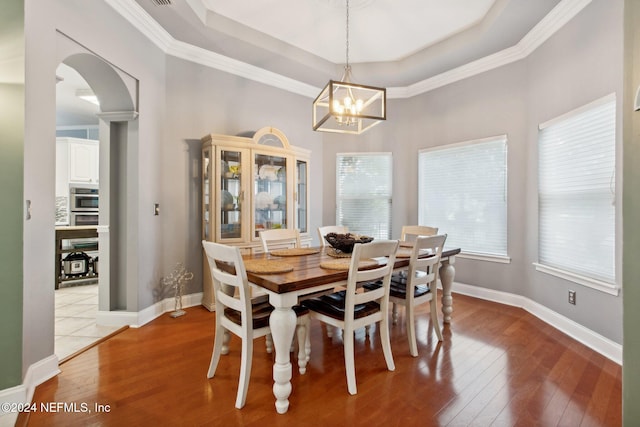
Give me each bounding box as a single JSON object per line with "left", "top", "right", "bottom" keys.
{"left": 254, "top": 153, "right": 287, "bottom": 238}
{"left": 218, "top": 149, "right": 246, "bottom": 241}
{"left": 202, "top": 146, "right": 212, "bottom": 241}
{"left": 296, "top": 159, "right": 308, "bottom": 233}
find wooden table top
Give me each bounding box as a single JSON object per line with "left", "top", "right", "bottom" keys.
{"left": 242, "top": 246, "right": 461, "bottom": 294}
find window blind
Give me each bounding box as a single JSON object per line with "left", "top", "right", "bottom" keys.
{"left": 418, "top": 137, "right": 507, "bottom": 256}
{"left": 336, "top": 153, "right": 392, "bottom": 239}
{"left": 538, "top": 96, "right": 616, "bottom": 283}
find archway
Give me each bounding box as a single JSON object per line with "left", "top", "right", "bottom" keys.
{"left": 55, "top": 51, "right": 139, "bottom": 352}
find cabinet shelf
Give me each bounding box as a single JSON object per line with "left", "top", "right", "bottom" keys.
{"left": 57, "top": 243, "right": 98, "bottom": 255}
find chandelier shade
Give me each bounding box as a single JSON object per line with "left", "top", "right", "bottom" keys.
{"left": 312, "top": 78, "right": 386, "bottom": 134}
{"left": 312, "top": 0, "right": 386, "bottom": 135}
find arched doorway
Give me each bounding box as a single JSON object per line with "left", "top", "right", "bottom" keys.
{"left": 54, "top": 51, "right": 138, "bottom": 360}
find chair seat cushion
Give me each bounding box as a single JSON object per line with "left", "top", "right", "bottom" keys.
{"left": 302, "top": 291, "right": 380, "bottom": 321}
{"left": 225, "top": 301, "right": 308, "bottom": 329}
{"left": 363, "top": 277, "right": 431, "bottom": 299}
{"left": 389, "top": 283, "right": 431, "bottom": 299}
{"left": 362, "top": 280, "right": 382, "bottom": 291}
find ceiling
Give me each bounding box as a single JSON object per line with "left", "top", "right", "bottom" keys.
{"left": 56, "top": 63, "right": 100, "bottom": 127}
{"left": 192, "top": 0, "right": 499, "bottom": 64}
{"left": 134, "top": 0, "right": 568, "bottom": 88}
{"left": 57, "top": 0, "right": 591, "bottom": 125}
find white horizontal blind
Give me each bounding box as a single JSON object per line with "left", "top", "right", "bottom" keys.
{"left": 538, "top": 96, "right": 616, "bottom": 283}
{"left": 336, "top": 153, "right": 392, "bottom": 239}
{"left": 418, "top": 137, "right": 507, "bottom": 256}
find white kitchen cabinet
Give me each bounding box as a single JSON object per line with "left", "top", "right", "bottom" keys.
{"left": 200, "top": 127, "right": 311, "bottom": 310}
{"left": 56, "top": 137, "right": 99, "bottom": 193}
{"left": 69, "top": 139, "right": 99, "bottom": 184}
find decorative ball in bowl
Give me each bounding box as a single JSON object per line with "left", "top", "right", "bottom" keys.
{"left": 324, "top": 233, "right": 374, "bottom": 253}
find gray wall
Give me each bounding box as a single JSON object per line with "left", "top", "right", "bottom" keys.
{"left": 161, "top": 56, "right": 324, "bottom": 293}
{"left": 321, "top": 0, "right": 623, "bottom": 343}
{"left": 525, "top": 0, "right": 623, "bottom": 342}
{"left": 22, "top": 0, "right": 167, "bottom": 369}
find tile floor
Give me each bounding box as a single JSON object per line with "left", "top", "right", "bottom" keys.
{"left": 55, "top": 284, "right": 121, "bottom": 361}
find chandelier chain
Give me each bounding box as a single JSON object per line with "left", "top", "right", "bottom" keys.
{"left": 345, "top": 0, "right": 350, "bottom": 68}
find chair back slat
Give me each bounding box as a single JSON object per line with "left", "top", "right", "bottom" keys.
{"left": 259, "top": 229, "right": 301, "bottom": 253}
{"left": 202, "top": 241, "right": 252, "bottom": 322}
{"left": 346, "top": 240, "right": 399, "bottom": 307}
{"left": 401, "top": 225, "right": 439, "bottom": 242}
{"left": 407, "top": 234, "right": 447, "bottom": 289}
{"left": 318, "top": 225, "right": 349, "bottom": 247}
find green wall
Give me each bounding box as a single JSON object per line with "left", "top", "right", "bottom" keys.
{"left": 0, "top": 0, "right": 24, "bottom": 389}
{"left": 624, "top": 0, "right": 640, "bottom": 424}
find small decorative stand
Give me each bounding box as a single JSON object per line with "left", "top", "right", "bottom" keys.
{"left": 162, "top": 262, "right": 194, "bottom": 318}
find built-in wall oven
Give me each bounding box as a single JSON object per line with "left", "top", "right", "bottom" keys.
{"left": 70, "top": 211, "right": 99, "bottom": 226}
{"left": 69, "top": 186, "right": 99, "bottom": 226}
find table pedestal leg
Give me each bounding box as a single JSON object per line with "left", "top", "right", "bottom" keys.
{"left": 269, "top": 306, "right": 296, "bottom": 414}
{"left": 439, "top": 259, "right": 455, "bottom": 324}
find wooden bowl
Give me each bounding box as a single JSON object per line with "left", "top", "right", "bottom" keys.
{"left": 324, "top": 233, "right": 374, "bottom": 253}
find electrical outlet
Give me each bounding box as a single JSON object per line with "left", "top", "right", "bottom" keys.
{"left": 568, "top": 290, "right": 576, "bottom": 305}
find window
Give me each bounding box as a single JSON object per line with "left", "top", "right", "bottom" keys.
{"left": 537, "top": 95, "right": 616, "bottom": 292}
{"left": 336, "top": 153, "right": 392, "bottom": 239}
{"left": 418, "top": 136, "right": 508, "bottom": 258}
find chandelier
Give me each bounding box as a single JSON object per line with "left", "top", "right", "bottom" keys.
{"left": 312, "top": 0, "right": 386, "bottom": 134}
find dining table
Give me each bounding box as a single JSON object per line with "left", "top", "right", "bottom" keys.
{"left": 241, "top": 245, "right": 461, "bottom": 414}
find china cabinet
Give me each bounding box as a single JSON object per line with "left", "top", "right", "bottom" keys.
{"left": 201, "top": 127, "right": 310, "bottom": 310}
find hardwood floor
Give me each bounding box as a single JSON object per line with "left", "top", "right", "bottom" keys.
{"left": 21, "top": 293, "right": 621, "bottom": 426}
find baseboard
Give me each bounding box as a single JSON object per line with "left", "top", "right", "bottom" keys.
{"left": 0, "top": 354, "right": 59, "bottom": 427}
{"left": 451, "top": 282, "right": 622, "bottom": 365}
{"left": 96, "top": 292, "right": 205, "bottom": 328}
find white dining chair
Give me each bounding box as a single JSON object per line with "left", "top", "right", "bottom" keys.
{"left": 400, "top": 225, "right": 439, "bottom": 242}
{"left": 259, "top": 228, "right": 301, "bottom": 253}
{"left": 317, "top": 225, "right": 349, "bottom": 247}
{"left": 390, "top": 234, "right": 446, "bottom": 356}
{"left": 302, "top": 239, "right": 399, "bottom": 395}
{"left": 202, "top": 240, "right": 310, "bottom": 409}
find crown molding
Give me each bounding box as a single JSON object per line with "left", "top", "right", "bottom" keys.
{"left": 106, "top": 0, "right": 174, "bottom": 51}
{"left": 391, "top": 0, "right": 592, "bottom": 97}
{"left": 166, "top": 39, "right": 320, "bottom": 98}
{"left": 106, "top": 0, "right": 592, "bottom": 100}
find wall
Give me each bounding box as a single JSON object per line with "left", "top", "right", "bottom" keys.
{"left": 0, "top": 0, "right": 24, "bottom": 390}
{"left": 321, "top": 0, "right": 623, "bottom": 343}
{"left": 161, "top": 56, "right": 324, "bottom": 292}
{"left": 525, "top": 0, "right": 623, "bottom": 343}
{"left": 623, "top": 0, "right": 640, "bottom": 423}
{"left": 22, "top": 0, "right": 167, "bottom": 371}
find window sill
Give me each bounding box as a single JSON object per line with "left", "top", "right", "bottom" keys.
{"left": 533, "top": 263, "right": 620, "bottom": 296}
{"left": 458, "top": 252, "right": 511, "bottom": 264}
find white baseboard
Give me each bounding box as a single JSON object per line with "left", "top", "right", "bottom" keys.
{"left": 451, "top": 282, "right": 622, "bottom": 365}
{"left": 96, "top": 292, "right": 204, "bottom": 328}
{"left": 0, "top": 354, "right": 59, "bottom": 427}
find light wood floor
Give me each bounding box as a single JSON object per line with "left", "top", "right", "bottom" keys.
{"left": 21, "top": 293, "right": 621, "bottom": 426}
